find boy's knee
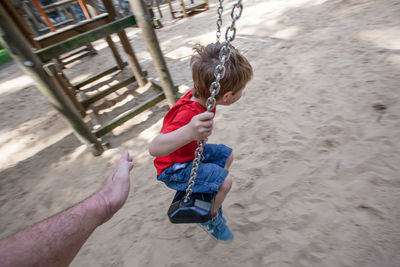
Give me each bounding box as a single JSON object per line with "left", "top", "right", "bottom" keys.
{"left": 225, "top": 153, "right": 234, "bottom": 169}
{"left": 220, "top": 174, "right": 232, "bottom": 193}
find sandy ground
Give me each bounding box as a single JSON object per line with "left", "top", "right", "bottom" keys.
{"left": 1, "top": 0, "right": 400, "bottom": 266}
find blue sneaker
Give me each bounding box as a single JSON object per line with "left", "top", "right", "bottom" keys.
{"left": 199, "top": 212, "right": 234, "bottom": 242}
{"left": 218, "top": 206, "right": 226, "bottom": 224}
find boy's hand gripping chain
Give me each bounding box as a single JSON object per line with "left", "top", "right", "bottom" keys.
{"left": 183, "top": 0, "right": 243, "bottom": 203}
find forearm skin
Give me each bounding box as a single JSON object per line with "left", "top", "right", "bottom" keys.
{"left": 149, "top": 125, "right": 194, "bottom": 157}
{"left": 0, "top": 193, "right": 107, "bottom": 267}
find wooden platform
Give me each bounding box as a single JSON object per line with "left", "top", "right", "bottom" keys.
{"left": 35, "top": 13, "right": 110, "bottom": 48}
{"left": 34, "top": 15, "right": 137, "bottom": 62}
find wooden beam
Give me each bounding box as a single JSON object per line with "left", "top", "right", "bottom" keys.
{"left": 84, "top": 0, "right": 101, "bottom": 16}
{"left": 62, "top": 50, "right": 93, "bottom": 65}
{"left": 166, "top": 0, "right": 175, "bottom": 19}
{"left": 105, "top": 35, "right": 125, "bottom": 69}
{"left": 185, "top": 2, "right": 208, "bottom": 12}
{"left": 53, "top": 18, "right": 74, "bottom": 28}
{"left": 179, "top": 0, "right": 188, "bottom": 18}
{"left": 32, "top": 0, "right": 56, "bottom": 32}
{"left": 77, "top": 0, "right": 92, "bottom": 19}
{"left": 34, "top": 13, "right": 109, "bottom": 48}
{"left": 59, "top": 46, "right": 91, "bottom": 60}
{"left": 41, "top": 0, "right": 77, "bottom": 11}
{"left": 94, "top": 91, "right": 165, "bottom": 137}
{"left": 34, "top": 15, "right": 137, "bottom": 62}
{"left": 1, "top": 0, "right": 40, "bottom": 48}
{"left": 81, "top": 77, "right": 135, "bottom": 108}
{"left": 80, "top": 72, "right": 148, "bottom": 108}
{"left": 168, "top": 1, "right": 208, "bottom": 19}
{"left": 36, "top": 19, "right": 75, "bottom": 35}
{"left": 0, "top": 5, "right": 104, "bottom": 155}
{"left": 44, "top": 63, "right": 86, "bottom": 116}
{"left": 74, "top": 62, "right": 129, "bottom": 89}
{"left": 117, "top": 30, "right": 147, "bottom": 87}
{"left": 129, "top": 0, "right": 177, "bottom": 107}
{"left": 155, "top": 0, "right": 163, "bottom": 18}
{"left": 101, "top": 0, "right": 119, "bottom": 19}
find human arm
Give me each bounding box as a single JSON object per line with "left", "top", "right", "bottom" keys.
{"left": 0, "top": 151, "right": 134, "bottom": 267}
{"left": 149, "top": 111, "right": 214, "bottom": 157}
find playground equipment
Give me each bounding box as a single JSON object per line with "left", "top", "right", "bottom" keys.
{"left": 0, "top": 0, "right": 177, "bottom": 155}
{"left": 166, "top": 0, "right": 208, "bottom": 19}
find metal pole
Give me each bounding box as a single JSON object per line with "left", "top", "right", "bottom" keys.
{"left": 0, "top": 4, "right": 104, "bottom": 155}
{"left": 128, "top": 0, "right": 177, "bottom": 107}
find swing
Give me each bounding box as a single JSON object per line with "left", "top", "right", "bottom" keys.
{"left": 168, "top": 0, "right": 244, "bottom": 224}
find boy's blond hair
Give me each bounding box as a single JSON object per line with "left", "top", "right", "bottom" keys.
{"left": 191, "top": 43, "right": 253, "bottom": 100}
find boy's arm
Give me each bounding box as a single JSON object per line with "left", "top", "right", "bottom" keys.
{"left": 149, "top": 111, "right": 214, "bottom": 157}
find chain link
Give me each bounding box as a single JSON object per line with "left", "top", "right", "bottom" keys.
{"left": 225, "top": 2, "right": 243, "bottom": 43}
{"left": 184, "top": 0, "right": 243, "bottom": 203}
{"left": 216, "top": 0, "right": 224, "bottom": 42}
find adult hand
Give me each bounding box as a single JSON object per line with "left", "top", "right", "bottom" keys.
{"left": 97, "top": 151, "right": 134, "bottom": 222}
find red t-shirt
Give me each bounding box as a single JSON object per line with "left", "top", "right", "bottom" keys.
{"left": 154, "top": 89, "right": 215, "bottom": 175}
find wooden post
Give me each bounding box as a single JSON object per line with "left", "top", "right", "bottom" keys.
{"left": 3, "top": 0, "right": 40, "bottom": 48}
{"left": 179, "top": 0, "right": 188, "bottom": 18}
{"left": 129, "top": 0, "right": 177, "bottom": 107}
{"left": 77, "top": 0, "right": 92, "bottom": 19}
{"left": 45, "top": 62, "right": 86, "bottom": 116}
{"left": 117, "top": 30, "right": 147, "bottom": 87}
{"left": 0, "top": 5, "right": 104, "bottom": 155}
{"left": 155, "top": 0, "right": 163, "bottom": 18}
{"left": 105, "top": 35, "right": 125, "bottom": 69}
{"left": 83, "top": 0, "right": 124, "bottom": 70}
{"left": 102, "top": 0, "right": 147, "bottom": 87}
{"left": 101, "top": 0, "right": 120, "bottom": 20}
{"left": 75, "top": 1, "right": 99, "bottom": 63}
{"left": 166, "top": 0, "right": 175, "bottom": 19}
{"left": 85, "top": 0, "right": 101, "bottom": 18}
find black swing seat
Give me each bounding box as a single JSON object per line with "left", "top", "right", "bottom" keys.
{"left": 168, "top": 191, "right": 215, "bottom": 224}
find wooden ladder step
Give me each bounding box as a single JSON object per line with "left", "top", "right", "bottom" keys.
{"left": 94, "top": 90, "right": 165, "bottom": 137}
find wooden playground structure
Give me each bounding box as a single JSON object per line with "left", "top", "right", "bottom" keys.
{"left": 166, "top": 0, "right": 208, "bottom": 19}
{"left": 0, "top": 0, "right": 177, "bottom": 155}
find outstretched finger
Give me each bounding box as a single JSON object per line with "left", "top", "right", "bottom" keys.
{"left": 122, "top": 151, "right": 133, "bottom": 163}
{"left": 111, "top": 151, "right": 134, "bottom": 178}
{"left": 121, "top": 151, "right": 130, "bottom": 161}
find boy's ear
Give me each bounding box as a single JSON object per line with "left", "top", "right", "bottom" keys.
{"left": 221, "top": 91, "right": 233, "bottom": 104}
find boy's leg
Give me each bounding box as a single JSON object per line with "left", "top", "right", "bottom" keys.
{"left": 224, "top": 153, "right": 233, "bottom": 170}
{"left": 201, "top": 145, "right": 234, "bottom": 216}
{"left": 212, "top": 152, "right": 233, "bottom": 216}
{"left": 212, "top": 174, "right": 232, "bottom": 216}
{"left": 198, "top": 148, "right": 234, "bottom": 242}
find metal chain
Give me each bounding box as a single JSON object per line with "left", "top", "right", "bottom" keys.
{"left": 216, "top": 0, "right": 224, "bottom": 42}
{"left": 184, "top": 0, "right": 243, "bottom": 203}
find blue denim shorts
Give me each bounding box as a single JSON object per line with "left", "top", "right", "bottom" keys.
{"left": 157, "top": 144, "right": 232, "bottom": 194}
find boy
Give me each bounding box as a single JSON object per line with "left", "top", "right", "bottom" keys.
{"left": 149, "top": 42, "right": 253, "bottom": 242}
